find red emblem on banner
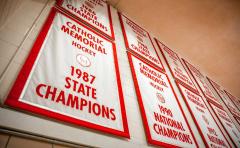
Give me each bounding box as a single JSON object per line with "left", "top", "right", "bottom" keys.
{"left": 156, "top": 92, "right": 165, "bottom": 103}
{"left": 76, "top": 54, "right": 91, "bottom": 67}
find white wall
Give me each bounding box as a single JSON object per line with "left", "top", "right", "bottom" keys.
{"left": 0, "top": 0, "right": 238, "bottom": 147}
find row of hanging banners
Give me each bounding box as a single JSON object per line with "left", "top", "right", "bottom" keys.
{"left": 4, "top": 0, "right": 240, "bottom": 147}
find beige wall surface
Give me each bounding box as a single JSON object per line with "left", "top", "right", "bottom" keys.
{"left": 0, "top": 0, "right": 239, "bottom": 148}
{"left": 0, "top": 132, "right": 82, "bottom": 148}
{"left": 109, "top": 0, "right": 240, "bottom": 98}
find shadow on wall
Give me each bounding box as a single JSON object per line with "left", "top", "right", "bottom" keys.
{"left": 0, "top": 0, "right": 22, "bottom": 29}
{"left": 0, "top": 0, "right": 47, "bottom": 29}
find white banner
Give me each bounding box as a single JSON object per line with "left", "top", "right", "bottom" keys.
{"left": 207, "top": 78, "right": 240, "bottom": 119}
{"left": 128, "top": 53, "right": 197, "bottom": 147}
{"left": 183, "top": 59, "right": 222, "bottom": 106}
{"left": 177, "top": 83, "right": 230, "bottom": 148}
{"left": 57, "top": 0, "right": 114, "bottom": 39}
{"left": 119, "top": 14, "right": 164, "bottom": 71}
{"left": 155, "top": 39, "right": 198, "bottom": 93}
{"left": 210, "top": 103, "right": 240, "bottom": 147}
{"left": 5, "top": 8, "right": 129, "bottom": 138}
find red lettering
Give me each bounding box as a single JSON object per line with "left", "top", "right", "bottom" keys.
{"left": 36, "top": 84, "right": 46, "bottom": 98}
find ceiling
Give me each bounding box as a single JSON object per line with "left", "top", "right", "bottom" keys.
{"left": 108, "top": 0, "right": 240, "bottom": 98}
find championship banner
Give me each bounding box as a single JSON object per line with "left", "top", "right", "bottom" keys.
{"left": 128, "top": 53, "right": 198, "bottom": 147}
{"left": 119, "top": 13, "right": 165, "bottom": 71}
{"left": 177, "top": 83, "right": 230, "bottom": 148}
{"left": 56, "top": 0, "right": 114, "bottom": 39}
{"left": 209, "top": 103, "right": 240, "bottom": 147}
{"left": 4, "top": 8, "right": 129, "bottom": 138}
{"left": 207, "top": 78, "right": 240, "bottom": 119}
{"left": 224, "top": 90, "right": 240, "bottom": 112}
{"left": 155, "top": 39, "right": 198, "bottom": 93}
{"left": 183, "top": 59, "right": 222, "bottom": 107}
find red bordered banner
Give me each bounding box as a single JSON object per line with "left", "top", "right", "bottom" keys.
{"left": 182, "top": 59, "right": 222, "bottom": 108}
{"left": 56, "top": 0, "right": 115, "bottom": 40}
{"left": 119, "top": 13, "right": 165, "bottom": 72}
{"left": 176, "top": 82, "right": 231, "bottom": 148}
{"left": 209, "top": 102, "right": 240, "bottom": 147}
{"left": 128, "top": 52, "right": 198, "bottom": 147}
{"left": 4, "top": 7, "right": 129, "bottom": 138}
{"left": 224, "top": 90, "right": 240, "bottom": 112}
{"left": 155, "top": 38, "right": 199, "bottom": 94}
{"left": 207, "top": 77, "right": 240, "bottom": 120}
